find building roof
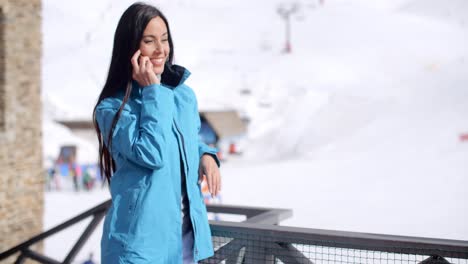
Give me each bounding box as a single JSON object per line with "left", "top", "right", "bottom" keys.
{"left": 200, "top": 110, "right": 247, "bottom": 139}
{"left": 56, "top": 110, "right": 247, "bottom": 139}
{"left": 56, "top": 120, "right": 94, "bottom": 130}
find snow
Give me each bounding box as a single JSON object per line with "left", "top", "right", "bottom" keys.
{"left": 44, "top": 190, "right": 109, "bottom": 263}
{"left": 40, "top": 0, "right": 468, "bottom": 262}
{"left": 399, "top": 0, "right": 468, "bottom": 27}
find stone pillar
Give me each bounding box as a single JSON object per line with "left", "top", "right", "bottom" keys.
{"left": 0, "top": 0, "right": 43, "bottom": 262}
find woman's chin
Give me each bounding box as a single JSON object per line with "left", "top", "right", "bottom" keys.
{"left": 153, "top": 69, "right": 164, "bottom": 75}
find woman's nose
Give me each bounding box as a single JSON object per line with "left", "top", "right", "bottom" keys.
{"left": 154, "top": 42, "right": 162, "bottom": 53}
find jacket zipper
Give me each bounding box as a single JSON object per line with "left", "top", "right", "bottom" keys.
{"left": 173, "top": 121, "right": 189, "bottom": 174}
{"left": 173, "top": 120, "right": 198, "bottom": 260}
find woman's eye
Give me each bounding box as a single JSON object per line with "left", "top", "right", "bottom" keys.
{"left": 144, "top": 40, "right": 153, "bottom": 44}
{"left": 162, "top": 39, "right": 168, "bottom": 42}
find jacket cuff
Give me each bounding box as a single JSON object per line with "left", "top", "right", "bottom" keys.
{"left": 199, "top": 144, "right": 221, "bottom": 167}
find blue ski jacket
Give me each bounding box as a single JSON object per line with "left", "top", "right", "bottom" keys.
{"left": 95, "top": 66, "right": 219, "bottom": 263}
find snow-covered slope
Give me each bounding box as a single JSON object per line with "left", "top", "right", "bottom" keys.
{"left": 243, "top": 1, "right": 468, "bottom": 158}
{"left": 400, "top": 0, "right": 468, "bottom": 27}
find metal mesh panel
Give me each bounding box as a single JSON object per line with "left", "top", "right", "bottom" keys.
{"left": 202, "top": 229, "right": 468, "bottom": 264}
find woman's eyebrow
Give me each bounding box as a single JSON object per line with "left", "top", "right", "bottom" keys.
{"left": 142, "top": 32, "right": 168, "bottom": 38}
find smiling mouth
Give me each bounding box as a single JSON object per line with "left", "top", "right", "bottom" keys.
{"left": 151, "top": 58, "right": 165, "bottom": 66}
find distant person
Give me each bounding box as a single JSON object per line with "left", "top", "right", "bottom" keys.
{"left": 82, "top": 167, "right": 95, "bottom": 191}
{"left": 46, "top": 167, "right": 57, "bottom": 191}
{"left": 69, "top": 162, "right": 79, "bottom": 192}
{"left": 93, "top": 3, "right": 221, "bottom": 263}
{"left": 52, "top": 164, "right": 61, "bottom": 191}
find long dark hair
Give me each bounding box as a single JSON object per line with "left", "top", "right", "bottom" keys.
{"left": 92, "top": 3, "right": 174, "bottom": 184}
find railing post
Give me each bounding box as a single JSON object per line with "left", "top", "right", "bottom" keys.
{"left": 419, "top": 255, "right": 451, "bottom": 264}
{"left": 63, "top": 212, "right": 105, "bottom": 264}
{"left": 226, "top": 246, "right": 245, "bottom": 264}
{"left": 237, "top": 247, "right": 247, "bottom": 264}
{"left": 243, "top": 240, "right": 274, "bottom": 264}
{"left": 14, "top": 253, "right": 26, "bottom": 264}
{"left": 0, "top": 200, "right": 111, "bottom": 263}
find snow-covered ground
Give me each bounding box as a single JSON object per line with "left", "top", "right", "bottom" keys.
{"left": 41, "top": 0, "right": 468, "bottom": 262}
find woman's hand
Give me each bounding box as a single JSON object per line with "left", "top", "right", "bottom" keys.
{"left": 131, "top": 50, "right": 160, "bottom": 86}
{"left": 198, "top": 154, "right": 221, "bottom": 198}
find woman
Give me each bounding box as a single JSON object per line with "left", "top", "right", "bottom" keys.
{"left": 93, "top": 3, "right": 221, "bottom": 263}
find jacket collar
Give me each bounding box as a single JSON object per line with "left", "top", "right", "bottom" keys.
{"left": 130, "top": 63, "right": 190, "bottom": 98}
{"left": 161, "top": 63, "right": 191, "bottom": 88}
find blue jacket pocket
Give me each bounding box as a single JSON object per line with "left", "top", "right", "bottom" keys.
{"left": 109, "top": 185, "right": 143, "bottom": 248}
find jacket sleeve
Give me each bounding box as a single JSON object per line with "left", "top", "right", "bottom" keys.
{"left": 194, "top": 97, "right": 221, "bottom": 168}
{"left": 96, "top": 84, "right": 174, "bottom": 170}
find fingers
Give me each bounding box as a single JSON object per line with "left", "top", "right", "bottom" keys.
{"left": 217, "top": 169, "right": 222, "bottom": 192}
{"left": 207, "top": 168, "right": 214, "bottom": 197}
{"left": 198, "top": 166, "right": 203, "bottom": 184}
{"left": 140, "top": 56, "right": 149, "bottom": 75}
{"left": 206, "top": 167, "right": 221, "bottom": 198}
{"left": 210, "top": 171, "right": 216, "bottom": 198}
{"left": 144, "top": 59, "right": 156, "bottom": 83}
{"left": 131, "top": 50, "right": 159, "bottom": 86}
{"left": 145, "top": 59, "right": 153, "bottom": 74}
{"left": 131, "top": 50, "right": 141, "bottom": 73}
{"left": 212, "top": 170, "right": 219, "bottom": 197}
{"left": 199, "top": 155, "right": 221, "bottom": 198}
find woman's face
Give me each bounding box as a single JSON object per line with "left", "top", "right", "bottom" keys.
{"left": 139, "top": 16, "right": 170, "bottom": 75}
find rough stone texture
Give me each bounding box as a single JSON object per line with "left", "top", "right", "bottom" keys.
{"left": 0, "top": 0, "right": 43, "bottom": 263}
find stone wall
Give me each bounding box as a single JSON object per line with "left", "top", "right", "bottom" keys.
{"left": 0, "top": 0, "right": 43, "bottom": 262}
